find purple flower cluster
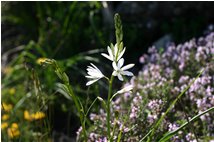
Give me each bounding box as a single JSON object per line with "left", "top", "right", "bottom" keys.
{"left": 147, "top": 99, "right": 163, "bottom": 124}
{"left": 77, "top": 33, "right": 214, "bottom": 141}
{"left": 185, "top": 133, "right": 197, "bottom": 142}
{"left": 130, "top": 93, "right": 142, "bottom": 120}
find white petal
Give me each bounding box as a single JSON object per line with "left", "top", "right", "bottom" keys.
{"left": 90, "top": 63, "right": 103, "bottom": 74}
{"left": 117, "top": 47, "right": 126, "bottom": 61}
{"left": 90, "top": 63, "right": 99, "bottom": 71}
{"left": 87, "top": 69, "right": 103, "bottom": 78}
{"left": 121, "top": 64, "right": 135, "bottom": 71}
{"left": 87, "top": 66, "right": 94, "bottom": 69}
{"left": 117, "top": 73, "right": 123, "bottom": 81}
{"left": 121, "top": 71, "right": 133, "bottom": 76}
{"left": 86, "top": 79, "right": 99, "bottom": 86}
{"left": 117, "top": 85, "right": 133, "bottom": 94}
{"left": 114, "top": 44, "right": 118, "bottom": 56}
{"left": 118, "top": 58, "right": 124, "bottom": 68}
{"left": 87, "top": 72, "right": 99, "bottom": 77}
{"left": 107, "top": 46, "right": 114, "bottom": 60}
{"left": 112, "top": 62, "right": 118, "bottom": 71}
{"left": 87, "top": 68, "right": 97, "bottom": 73}
{"left": 112, "top": 71, "right": 118, "bottom": 76}
{"left": 85, "top": 75, "right": 97, "bottom": 79}
{"left": 101, "top": 53, "right": 112, "bottom": 61}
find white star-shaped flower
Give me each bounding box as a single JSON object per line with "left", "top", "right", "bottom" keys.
{"left": 85, "top": 63, "right": 104, "bottom": 86}
{"left": 112, "top": 58, "right": 134, "bottom": 81}
{"left": 101, "top": 44, "right": 126, "bottom": 62}
{"left": 117, "top": 85, "right": 134, "bottom": 94}
{"left": 110, "top": 84, "right": 134, "bottom": 101}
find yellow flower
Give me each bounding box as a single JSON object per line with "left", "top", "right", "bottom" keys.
{"left": 2, "top": 114, "right": 10, "bottom": 121}
{"left": 1, "top": 122, "right": 8, "bottom": 130}
{"left": 24, "top": 110, "right": 45, "bottom": 121}
{"left": 31, "top": 112, "right": 45, "bottom": 120}
{"left": 24, "top": 110, "right": 33, "bottom": 121}
{"left": 11, "top": 123, "right": 19, "bottom": 129}
{"left": 7, "top": 123, "right": 20, "bottom": 138}
{"left": 9, "top": 88, "right": 16, "bottom": 95}
{"left": 36, "top": 57, "right": 48, "bottom": 65}
{"left": 2, "top": 103, "right": 13, "bottom": 112}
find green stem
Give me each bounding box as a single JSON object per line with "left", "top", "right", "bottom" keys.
{"left": 178, "top": 100, "right": 199, "bottom": 142}
{"left": 107, "top": 75, "right": 114, "bottom": 141}
{"left": 52, "top": 60, "right": 87, "bottom": 141}
{"left": 66, "top": 83, "right": 87, "bottom": 142}
{"left": 111, "top": 117, "right": 118, "bottom": 141}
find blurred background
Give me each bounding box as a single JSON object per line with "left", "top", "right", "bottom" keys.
{"left": 1, "top": 1, "right": 214, "bottom": 141}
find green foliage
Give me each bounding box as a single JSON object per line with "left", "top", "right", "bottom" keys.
{"left": 145, "top": 69, "right": 203, "bottom": 142}
{"left": 1, "top": 2, "right": 107, "bottom": 141}
{"left": 159, "top": 107, "right": 214, "bottom": 142}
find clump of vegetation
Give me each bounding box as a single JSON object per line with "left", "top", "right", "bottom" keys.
{"left": 83, "top": 31, "right": 214, "bottom": 141}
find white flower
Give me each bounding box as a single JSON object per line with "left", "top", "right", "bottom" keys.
{"left": 110, "top": 84, "right": 134, "bottom": 103}
{"left": 117, "top": 85, "right": 133, "bottom": 94}
{"left": 101, "top": 44, "right": 126, "bottom": 62}
{"left": 112, "top": 58, "right": 134, "bottom": 81}
{"left": 85, "top": 63, "right": 104, "bottom": 86}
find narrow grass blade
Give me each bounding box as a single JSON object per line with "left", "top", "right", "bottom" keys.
{"left": 144, "top": 69, "right": 203, "bottom": 142}
{"left": 158, "top": 106, "right": 214, "bottom": 142}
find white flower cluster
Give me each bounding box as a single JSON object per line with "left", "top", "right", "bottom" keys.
{"left": 85, "top": 63, "right": 104, "bottom": 86}
{"left": 86, "top": 43, "right": 134, "bottom": 85}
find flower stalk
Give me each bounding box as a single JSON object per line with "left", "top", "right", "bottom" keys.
{"left": 85, "top": 13, "right": 134, "bottom": 141}
{"left": 42, "top": 59, "right": 88, "bottom": 141}
{"left": 107, "top": 75, "right": 114, "bottom": 141}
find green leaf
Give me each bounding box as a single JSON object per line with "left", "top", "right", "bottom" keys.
{"left": 55, "top": 83, "right": 72, "bottom": 100}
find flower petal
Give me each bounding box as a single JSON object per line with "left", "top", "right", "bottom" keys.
{"left": 121, "top": 71, "right": 133, "bottom": 76}
{"left": 90, "top": 63, "right": 103, "bottom": 74}
{"left": 117, "top": 73, "right": 123, "bottom": 81}
{"left": 90, "top": 63, "right": 99, "bottom": 71}
{"left": 117, "top": 47, "right": 126, "bottom": 61}
{"left": 86, "top": 79, "right": 99, "bottom": 86}
{"left": 121, "top": 64, "right": 135, "bottom": 71}
{"left": 87, "top": 72, "right": 99, "bottom": 77}
{"left": 101, "top": 53, "right": 112, "bottom": 61}
{"left": 112, "top": 62, "right": 118, "bottom": 71}
{"left": 85, "top": 75, "right": 98, "bottom": 79}
{"left": 118, "top": 58, "right": 124, "bottom": 68}
{"left": 114, "top": 44, "right": 118, "bottom": 57}
{"left": 112, "top": 71, "right": 118, "bottom": 76}
{"left": 107, "top": 46, "right": 114, "bottom": 60}
{"left": 87, "top": 68, "right": 97, "bottom": 73}
{"left": 117, "top": 85, "right": 133, "bottom": 94}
